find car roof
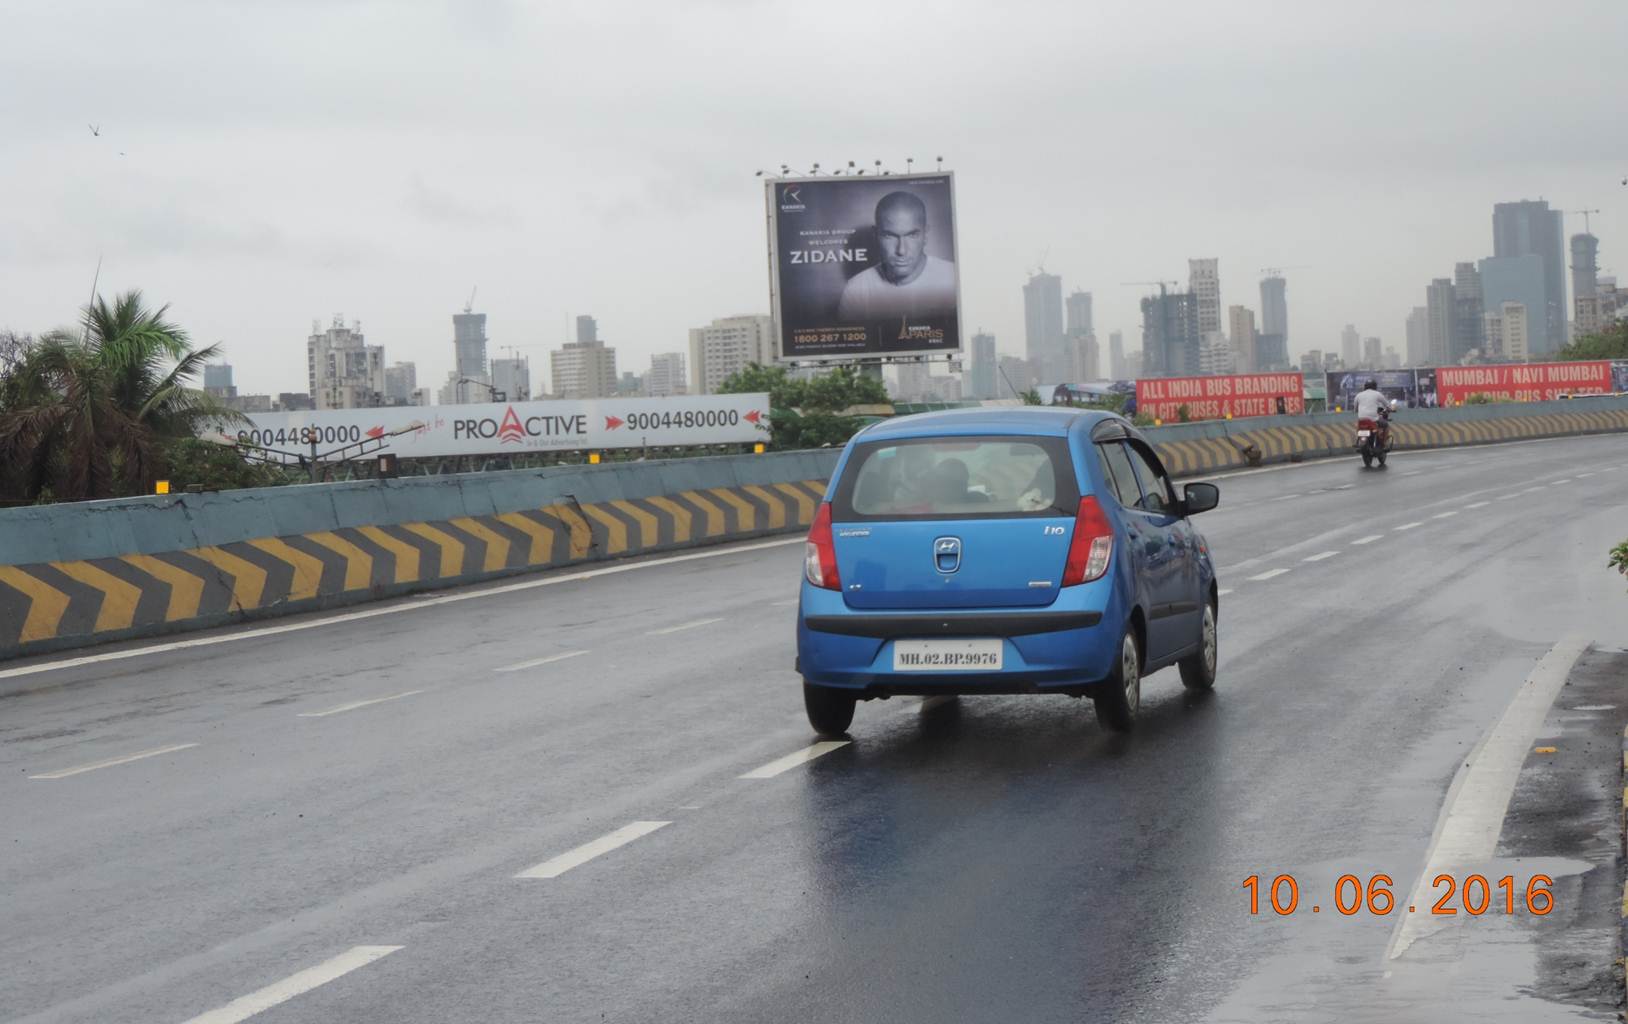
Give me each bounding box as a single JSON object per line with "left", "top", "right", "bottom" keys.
{"left": 855, "top": 406, "right": 1123, "bottom": 441}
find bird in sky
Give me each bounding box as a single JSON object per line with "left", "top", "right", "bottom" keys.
{"left": 89, "top": 123, "right": 100, "bottom": 137}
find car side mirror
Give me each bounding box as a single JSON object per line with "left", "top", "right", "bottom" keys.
{"left": 1182, "top": 481, "right": 1219, "bottom": 515}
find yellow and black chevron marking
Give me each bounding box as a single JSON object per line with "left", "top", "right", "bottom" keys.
{"left": 0, "top": 479, "right": 829, "bottom": 655}
{"left": 1152, "top": 408, "right": 1628, "bottom": 478}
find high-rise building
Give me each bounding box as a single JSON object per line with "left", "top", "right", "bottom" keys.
{"left": 1125, "top": 351, "right": 1144, "bottom": 378}
{"left": 1198, "top": 333, "right": 1234, "bottom": 375}
{"left": 1340, "top": 325, "right": 1361, "bottom": 367}
{"left": 616, "top": 371, "right": 643, "bottom": 396}
{"left": 203, "top": 363, "right": 234, "bottom": 397}
{"left": 688, "top": 315, "right": 774, "bottom": 395}
{"left": 969, "top": 332, "right": 997, "bottom": 399}
{"left": 551, "top": 338, "right": 618, "bottom": 399}
{"left": 1108, "top": 331, "right": 1126, "bottom": 379}
{"left": 490, "top": 357, "right": 531, "bottom": 402}
{"left": 1189, "top": 259, "right": 1222, "bottom": 338}
{"left": 1485, "top": 302, "right": 1530, "bottom": 361}
{"left": 1453, "top": 261, "right": 1487, "bottom": 361}
{"left": 1405, "top": 307, "right": 1429, "bottom": 366}
{"left": 1260, "top": 274, "right": 1288, "bottom": 357}
{"left": 1478, "top": 254, "right": 1546, "bottom": 357}
{"left": 1363, "top": 337, "right": 1382, "bottom": 367}
{"left": 1426, "top": 279, "right": 1455, "bottom": 366}
{"left": 1572, "top": 234, "right": 1602, "bottom": 336}
{"left": 1492, "top": 200, "right": 1565, "bottom": 353}
{"left": 1140, "top": 286, "right": 1201, "bottom": 377}
{"left": 383, "top": 362, "right": 417, "bottom": 405}
{"left": 892, "top": 361, "right": 931, "bottom": 402}
{"left": 647, "top": 352, "right": 687, "bottom": 397}
{"left": 453, "top": 311, "right": 488, "bottom": 380}
{"left": 576, "top": 315, "right": 599, "bottom": 344}
{"left": 1227, "top": 306, "right": 1257, "bottom": 374}
{"left": 1023, "top": 273, "right": 1066, "bottom": 381}
{"left": 1075, "top": 333, "right": 1101, "bottom": 380}
{"left": 1255, "top": 333, "right": 1288, "bottom": 371}
{"left": 307, "top": 316, "right": 385, "bottom": 410}
{"left": 997, "top": 354, "right": 1031, "bottom": 396}
{"left": 1066, "top": 290, "right": 1094, "bottom": 337}
{"left": 439, "top": 371, "right": 491, "bottom": 406}
{"left": 1299, "top": 350, "right": 1323, "bottom": 376}
{"left": 1383, "top": 347, "right": 1402, "bottom": 370}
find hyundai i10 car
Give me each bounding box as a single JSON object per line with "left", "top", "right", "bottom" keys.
{"left": 796, "top": 408, "right": 1221, "bottom": 736}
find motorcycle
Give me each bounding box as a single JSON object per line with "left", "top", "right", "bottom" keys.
{"left": 1357, "top": 400, "right": 1398, "bottom": 468}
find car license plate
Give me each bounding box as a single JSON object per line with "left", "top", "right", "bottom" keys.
{"left": 893, "top": 639, "right": 1003, "bottom": 672}
{"left": 1357, "top": 430, "right": 1371, "bottom": 438}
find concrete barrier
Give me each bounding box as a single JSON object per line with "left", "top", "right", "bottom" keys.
{"left": 3, "top": 395, "right": 1625, "bottom": 660}
{"left": 0, "top": 450, "right": 841, "bottom": 661}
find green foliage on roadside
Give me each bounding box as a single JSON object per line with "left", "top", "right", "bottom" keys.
{"left": 1611, "top": 540, "right": 1628, "bottom": 591}
{"left": 718, "top": 363, "right": 890, "bottom": 450}
{"left": 0, "top": 292, "right": 248, "bottom": 503}
{"left": 1556, "top": 321, "right": 1628, "bottom": 361}
{"left": 158, "top": 437, "right": 289, "bottom": 492}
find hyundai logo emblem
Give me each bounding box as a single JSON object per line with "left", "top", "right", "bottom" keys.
{"left": 933, "top": 536, "right": 962, "bottom": 574}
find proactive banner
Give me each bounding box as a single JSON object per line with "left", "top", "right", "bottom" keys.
{"left": 229, "top": 394, "right": 770, "bottom": 462}
{"left": 767, "top": 173, "right": 962, "bottom": 361}
{"left": 1134, "top": 373, "right": 1304, "bottom": 422}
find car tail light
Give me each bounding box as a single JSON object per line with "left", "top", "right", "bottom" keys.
{"left": 1061, "top": 496, "right": 1113, "bottom": 585}
{"left": 804, "top": 502, "right": 841, "bottom": 590}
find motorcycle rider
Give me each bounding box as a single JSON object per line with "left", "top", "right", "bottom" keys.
{"left": 1353, "top": 379, "right": 1390, "bottom": 446}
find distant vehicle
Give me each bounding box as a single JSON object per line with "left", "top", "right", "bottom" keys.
{"left": 796, "top": 408, "right": 1220, "bottom": 735}
{"left": 1357, "top": 400, "right": 1397, "bottom": 468}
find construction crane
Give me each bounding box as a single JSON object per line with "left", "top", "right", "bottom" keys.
{"left": 1120, "top": 280, "right": 1180, "bottom": 292}
{"left": 1259, "top": 265, "right": 1310, "bottom": 277}
{"left": 1569, "top": 209, "right": 1601, "bottom": 235}
{"left": 463, "top": 286, "right": 477, "bottom": 314}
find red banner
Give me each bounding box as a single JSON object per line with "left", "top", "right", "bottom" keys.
{"left": 1135, "top": 373, "right": 1304, "bottom": 422}
{"left": 1434, "top": 361, "right": 1612, "bottom": 404}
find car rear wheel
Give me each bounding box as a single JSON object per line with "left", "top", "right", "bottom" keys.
{"left": 1178, "top": 600, "right": 1218, "bottom": 691}
{"left": 1092, "top": 627, "right": 1141, "bottom": 733}
{"left": 803, "top": 681, "right": 856, "bottom": 737}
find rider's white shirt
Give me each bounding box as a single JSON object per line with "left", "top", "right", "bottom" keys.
{"left": 1354, "top": 389, "right": 1387, "bottom": 419}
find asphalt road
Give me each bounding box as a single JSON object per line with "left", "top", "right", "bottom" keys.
{"left": 3, "top": 433, "right": 1628, "bottom": 1024}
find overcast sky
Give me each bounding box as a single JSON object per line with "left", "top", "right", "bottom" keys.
{"left": 3, "top": 0, "right": 1625, "bottom": 395}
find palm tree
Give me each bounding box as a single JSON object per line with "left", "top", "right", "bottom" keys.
{"left": 0, "top": 291, "right": 242, "bottom": 502}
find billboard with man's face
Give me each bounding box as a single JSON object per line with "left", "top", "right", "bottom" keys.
{"left": 767, "top": 173, "right": 961, "bottom": 360}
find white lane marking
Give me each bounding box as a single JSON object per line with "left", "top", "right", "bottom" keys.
{"left": 29, "top": 742, "right": 199, "bottom": 780}
{"left": 515, "top": 820, "right": 671, "bottom": 879}
{"left": 1301, "top": 551, "right": 1339, "bottom": 563}
{"left": 0, "top": 536, "right": 807, "bottom": 682}
{"left": 740, "top": 740, "right": 850, "bottom": 779}
{"left": 1394, "top": 522, "right": 1424, "bottom": 531}
{"left": 1400, "top": 471, "right": 1421, "bottom": 477}
{"left": 647, "top": 616, "right": 724, "bottom": 636}
{"left": 179, "top": 945, "right": 403, "bottom": 1024}
{"left": 1351, "top": 534, "right": 1384, "bottom": 545}
{"left": 1331, "top": 484, "right": 1355, "bottom": 490}
{"left": 1431, "top": 511, "right": 1458, "bottom": 520}
{"left": 1575, "top": 472, "right": 1594, "bottom": 478}
{"left": 296, "top": 691, "right": 423, "bottom": 718}
{"left": 1463, "top": 501, "right": 1490, "bottom": 509}
{"left": 1521, "top": 486, "right": 1543, "bottom": 493}
{"left": 1495, "top": 494, "right": 1519, "bottom": 501}
{"left": 1270, "top": 493, "right": 1301, "bottom": 502}
{"left": 771, "top": 599, "right": 799, "bottom": 607}
{"left": 494, "top": 650, "right": 589, "bottom": 673}
{"left": 1387, "top": 634, "right": 1589, "bottom": 961}
{"left": 1247, "top": 568, "right": 1290, "bottom": 582}
{"left": 1551, "top": 478, "right": 1571, "bottom": 485}
{"left": 1217, "top": 588, "right": 1234, "bottom": 597}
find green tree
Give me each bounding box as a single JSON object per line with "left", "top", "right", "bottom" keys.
{"left": 1555, "top": 321, "right": 1628, "bottom": 361}
{"left": 1611, "top": 539, "right": 1628, "bottom": 591}
{"left": 718, "top": 362, "right": 889, "bottom": 450}
{"left": 0, "top": 292, "right": 244, "bottom": 502}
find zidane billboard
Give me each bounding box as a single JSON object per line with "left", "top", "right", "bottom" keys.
{"left": 767, "top": 173, "right": 962, "bottom": 360}
{"left": 228, "top": 394, "right": 769, "bottom": 462}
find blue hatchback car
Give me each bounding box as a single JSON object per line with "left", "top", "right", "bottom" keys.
{"left": 796, "top": 408, "right": 1221, "bottom": 736}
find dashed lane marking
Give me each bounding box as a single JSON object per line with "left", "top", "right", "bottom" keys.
{"left": 494, "top": 650, "right": 589, "bottom": 673}
{"left": 1464, "top": 501, "right": 1490, "bottom": 509}
{"left": 1351, "top": 535, "right": 1384, "bottom": 545}
{"left": 1302, "top": 551, "right": 1339, "bottom": 563}
{"left": 647, "top": 617, "right": 725, "bottom": 636}
{"left": 1247, "top": 568, "right": 1291, "bottom": 582}
{"left": 1218, "top": 588, "right": 1234, "bottom": 597}
{"left": 740, "top": 741, "right": 850, "bottom": 779}
{"left": 28, "top": 742, "right": 200, "bottom": 780}
{"left": 1432, "top": 512, "right": 1458, "bottom": 520}
{"left": 297, "top": 691, "right": 423, "bottom": 718}
{"left": 515, "top": 820, "right": 672, "bottom": 879}
{"left": 1394, "top": 522, "right": 1424, "bottom": 531}
{"left": 179, "top": 945, "right": 403, "bottom": 1024}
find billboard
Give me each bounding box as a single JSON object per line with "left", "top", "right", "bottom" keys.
{"left": 767, "top": 173, "right": 961, "bottom": 361}
{"left": 1134, "top": 373, "right": 1304, "bottom": 422}
{"left": 1435, "top": 361, "right": 1612, "bottom": 404}
{"left": 227, "top": 394, "right": 769, "bottom": 463}
{"left": 1326, "top": 369, "right": 1439, "bottom": 411}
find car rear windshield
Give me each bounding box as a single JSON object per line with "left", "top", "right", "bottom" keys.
{"left": 831, "top": 435, "right": 1080, "bottom": 520}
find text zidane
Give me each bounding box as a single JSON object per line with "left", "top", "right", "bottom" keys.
{"left": 1243, "top": 874, "right": 1554, "bottom": 916}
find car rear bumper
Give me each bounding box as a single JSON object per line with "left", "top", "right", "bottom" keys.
{"left": 796, "top": 585, "right": 1121, "bottom": 696}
